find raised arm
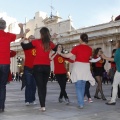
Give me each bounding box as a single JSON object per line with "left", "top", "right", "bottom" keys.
{"left": 20, "top": 28, "right": 30, "bottom": 43}
{"left": 20, "top": 28, "right": 34, "bottom": 50}
{"left": 16, "top": 23, "right": 24, "bottom": 39}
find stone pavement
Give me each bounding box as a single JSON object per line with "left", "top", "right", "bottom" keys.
{"left": 0, "top": 81, "right": 120, "bottom": 120}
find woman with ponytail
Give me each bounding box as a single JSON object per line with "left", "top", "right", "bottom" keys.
{"left": 21, "top": 27, "right": 55, "bottom": 112}
{"left": 50, "top": 44, "right": 74, "bottom": 104}
{"left": 57, "top": 33, "right": 95, "bottom": 109}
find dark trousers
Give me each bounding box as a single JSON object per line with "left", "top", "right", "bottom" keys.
{"left": 55, "top": 74, "right": 68, "bottom": 99}
{"left": 33, "top": 65, "right": 50, "bottom": 107}
{"left": 0, "top": 64, "right": 10, "bottom": 110}
{"left": 24, "top": 67, "right": 36, "bottom": 103}
{"left": 102, "top": 77, "right": 109, "bottom": 84}
{"left": 118, "top": 85, "right": 120, "bottom": 98}
{"left": 84, "top": 81, "right": 91, "bottom": 99}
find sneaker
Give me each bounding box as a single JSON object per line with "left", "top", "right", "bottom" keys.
{"left": 88, "top": 98, "right": 93, "bottom": 103}
{"left": 84, "top": 99, "right": 87, "bottom": 102}
{"left": 25, "top": 102, "right": 30, "bottom": 106}
{"left": 65, "top": 98, "right": 70, "bottom": 105}
{"left": 58, "top": 98, "right": 63, "bottom": 103}
{"left": 78, "top": 106, "right": 84, "bottom": 109}
{"left": 30, "top": 101, "right": 37, "bottom": 105}
{"left": 39, "top": 107, "right": 46, "bottom": 112}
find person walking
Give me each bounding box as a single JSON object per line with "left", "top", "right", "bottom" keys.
{"left": 109, "top": 49, "right": 116, "bottom": 84}
{"left": 8, "top": 50, "right": 16, "bottom": 83}
{"left": 20, "top": 27, "right": 55, "bottom": 112}
{"left": 101, "top": 40, "right": 120, "bottom": 105}
{"left": 50, "top": 44, "right": 74, "bottom": 104}
{"left": 84, "top": 81, "right": 93, "bottom": 103}
{"left": 0, "top": 19, "right": 24, "bottom": 112}
{"left": 21, "top": 35, "right": 37, "bottom": 106}
{"left": 109, "top": 49, "right": 120, "bottom": 98}
{"left": 57, "top": 33, "right": 95, "bottom": 109}
{"left": 93, "top": 48, "right": 106, "bottom": 100}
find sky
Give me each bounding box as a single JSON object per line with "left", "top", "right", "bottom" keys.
{"left": 0, "top": 0, "right": 120, "bottom": 29}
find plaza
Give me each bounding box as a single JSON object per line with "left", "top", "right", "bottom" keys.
{"left": 0, "top": 1, "right": 120, "bottom": 120}
{"left": 0, "top": 81, "right": 120, "bottom": 120}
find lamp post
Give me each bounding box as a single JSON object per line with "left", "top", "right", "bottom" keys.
{"left": 17, "top": 56, "right": 23, "bottom": 81}
{"left": 17, "top": 56, "right": 23, "bottom": 67}
{"left": 108, "top": 39, "right": 113, "bottom": 56}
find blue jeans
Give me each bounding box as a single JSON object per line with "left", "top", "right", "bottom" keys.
{"left": 24, "top": 67, "right": 36, "bottom": 103}
{"left": 75, "top": 80, "right": 86, "bottom": 107}
{"left": 0, "top": 64, "right": 10, "bottom": 110}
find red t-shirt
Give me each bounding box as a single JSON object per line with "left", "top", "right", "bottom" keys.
{"left": 8, "top": 71, "right": 12, "bottom": 82}
{"left": 32, "top": 39, "right": 55, "bottom": 65}
{"left": 71, "top": 44, "right": 92, "bottom": 63}
{"left": 0, "top": 30, "right": 16, "bottom": 64}
{"left": 109, "top": 56, "right": 116, "bottom": 68}
{"left": 111, "top": 62, "right": 116, "bottom": 68}
{"left": 53, "top": 54, "right": 74, "bottom": 74}
{"left": 24, "top": 48, "right": 36, "bottom": 68}
{"left": 94, "top": 56, "right": 104, "bottom": 67}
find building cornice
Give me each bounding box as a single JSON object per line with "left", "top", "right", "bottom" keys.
{"left": 53, "top": 20, "right": 120, "bottom": 44}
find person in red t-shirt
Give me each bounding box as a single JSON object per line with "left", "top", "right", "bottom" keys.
{"left": 50, "top": 44, "right": 74, "bottom": 104}
{"left": 0, "top": 19, "right": 24, "bottom": 113}
{"left": 92, "top": 48, "right": 106, "bottom": 100}
{"left": 109, "top": 49, "right": 116, "bottom": 84}
{"left": 20, "top": 27, "right": 55, "bottom": 112}
{"left": 57, "top": 33, "right": 95, "bottom": 109}
{"left": 21, "top": 35, "right": 36, "bottom": 106}
{"left": 8, "top": 50, "right": 17, "bottom": 83}
{"left": 108, "top": 49, "right": 120, "bottom": 98}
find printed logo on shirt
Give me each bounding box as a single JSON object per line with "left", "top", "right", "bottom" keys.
{"left": 99, "top": 59, "right": 104, "bottom": 63}
{"left": 58, "top": 57, "right": 64, "bottom": 63}
{"left": 31, "top": 49, "right": 36, "bottom": 56}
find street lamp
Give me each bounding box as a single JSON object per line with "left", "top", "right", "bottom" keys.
{"left": 108, "top": 39, "right": 113, "bottom": 55}
{"left": 17, "top": 56, "right": 23, "bottom": 67}
{"left": 16, "top": 56, "right": 23, "bottom": 81}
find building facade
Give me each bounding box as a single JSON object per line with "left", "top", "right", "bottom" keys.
{"left": 9, "top": 11, "right": 120, "bottom": 73}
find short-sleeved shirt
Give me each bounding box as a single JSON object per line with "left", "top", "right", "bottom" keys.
{"left": 23, "top": 48, "right": 36, "bottom": 68}
{"left": 32, "top": 39, "right": 55, "bottom": 65}
{"left": 71, "top": 44, "right": 92, "bottom": 63}
{"left": 0, "top": 30, "right": 16, "bottom": 64}
{"left": 94, "top": 56, "right": 104, "bottom": 67}
{"left": 114, "top": 48, "right": 120, "bottom": 72}
{"left": 52, "top": 54, "right": 74, "bottom": 74}
{"left": 109, "top": 57, "right": 116, "bottom": 68}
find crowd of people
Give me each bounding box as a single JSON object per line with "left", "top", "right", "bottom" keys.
{"left": 0, "top": 18, "right": 120, "bottom": 113}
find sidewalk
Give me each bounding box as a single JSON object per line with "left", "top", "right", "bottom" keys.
{"left": 0, "top": 82, "right": 120, "bottom": 120}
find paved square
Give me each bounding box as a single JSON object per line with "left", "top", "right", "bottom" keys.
{"left": 0, "top": 81, "right": 120, "bottom": 120}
